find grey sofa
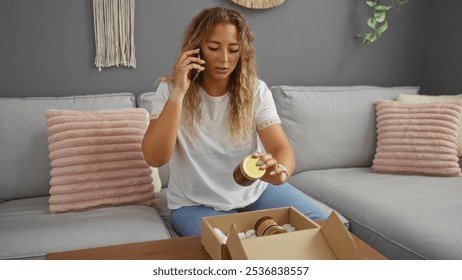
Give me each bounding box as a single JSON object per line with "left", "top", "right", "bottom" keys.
{"left": 2, "top": 85, "right": 460, "bottom": 260}
{"left": 270, "top": 85, "right": 462, "bottom": 260}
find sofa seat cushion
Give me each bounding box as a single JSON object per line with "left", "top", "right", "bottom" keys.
{"left": 0, "top": 196, "right": 170, "bottom": 260}
{"left": 289, "top": 167, "right": 462, "bottom": 260}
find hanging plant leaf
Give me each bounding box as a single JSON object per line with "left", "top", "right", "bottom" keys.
{"left": 394, "top": 0, "right": 409, "bottom": 7}
{"left": 377, "top": 20, "right": 389, "bottom": 34}
{"left": 374, "top": 11, "right": 386, "bottom": 22}
{"left": 366, "top": 1, "right": 377, "bottom": 7}
{"left": 367, "top": 18, "right": 377, "bottom": 29}
{"left": 363, "top": 32, "right": 379, "bottom": 44}
{"left": 376, "top": 5, "right": 392, "bottom": 11}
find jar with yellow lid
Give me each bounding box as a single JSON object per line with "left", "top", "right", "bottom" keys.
{"left": 233, "top": 154, "right": 266, "bottom": 187}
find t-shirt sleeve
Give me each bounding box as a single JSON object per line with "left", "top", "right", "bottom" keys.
{"left": 254, "top": 80, "right": 281, "bottom": 132}
{"left": 148, "top": 81, "right": 171, "bottom": 119}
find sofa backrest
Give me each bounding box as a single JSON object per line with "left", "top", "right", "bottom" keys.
{"left": 271, "top": 86, "right": 420, "bottom": 174}
{"left": 0, "top": 93, "right": 136, "bottom": 202}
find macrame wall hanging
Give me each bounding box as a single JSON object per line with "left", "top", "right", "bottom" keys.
{"left": 93, "top": 0, "right": 136, "bottom": 71}
{"left": 230, "top": 0, "right": 286, "bottom": 9}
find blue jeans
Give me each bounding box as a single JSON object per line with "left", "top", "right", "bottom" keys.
{"left": 170, "top": 182, "right": 328, "bottom": 236}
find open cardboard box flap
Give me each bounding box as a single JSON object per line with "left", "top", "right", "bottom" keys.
{"left": 226, "top": 210, "right": 359, "bottom": 260}
{"left": 201, "top": 207, "right": 358, "bottom": 260}
{"left": 318, "top": 211, "right": 358, "bottom": 260}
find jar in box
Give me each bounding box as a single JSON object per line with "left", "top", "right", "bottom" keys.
{"left": 254, "top": 216, "right": 287, "bottom": 236}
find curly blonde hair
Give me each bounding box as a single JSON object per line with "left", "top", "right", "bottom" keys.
{"left": 163, "top": 7, "right": 257, "bottom": 144}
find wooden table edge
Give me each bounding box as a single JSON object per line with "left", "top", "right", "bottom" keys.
{"left": 46, "top": 234, "right": 386, "bottom": 260}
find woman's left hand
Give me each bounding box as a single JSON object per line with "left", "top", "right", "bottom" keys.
{"left": 252, "top": 152, "right": 288, "bottom": 185}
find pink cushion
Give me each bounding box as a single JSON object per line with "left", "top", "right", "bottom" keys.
{"left": 396, "top": 93, "right": 462, "bottom": 156}
{"left": 372, "top": 100, "right": 462, "bottom": 177}
{"left": 45, "top": 108, "right": 156, "bottom": 214}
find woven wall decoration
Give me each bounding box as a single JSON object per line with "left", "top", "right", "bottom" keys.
{"left": 230, "top": 0, "right": 286, "bottom": 9}
{"left": 93, "top": 0, "right": 136, "bottom": 71}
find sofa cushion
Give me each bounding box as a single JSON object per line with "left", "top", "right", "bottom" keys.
{"left": 0, "top": 93, "right": 136, "bottom": 203}
{"left": 45, "top": 108, "right": 158, "bottom": 214}
{"left": 289, "top": 167, "right": 462, "bottom": 259}
{"left": 372, "top": 101, "right": 462, "bottom": 176}
{"left": 396, "top": 93, "right": 462, "bottom": 156}
{"left": 0, "top": 196, "right": 170, "bottom": 259}
{"left": 271, "top": 86, "right": 419, "bottom": 174}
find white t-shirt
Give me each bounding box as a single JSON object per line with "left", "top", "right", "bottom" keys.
{"left": 150, "top": 80, "right": 281, "bottom": 211}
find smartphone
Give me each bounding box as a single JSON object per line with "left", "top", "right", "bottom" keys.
{"left": 190, "top": 48, "right": 202, "bottom": 81}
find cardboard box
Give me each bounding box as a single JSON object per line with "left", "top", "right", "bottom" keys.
{"left": 201, "top": 207, "right": 358, "bottom": 260}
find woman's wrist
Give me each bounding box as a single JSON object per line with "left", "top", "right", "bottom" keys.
{"left": 170, "top": 88, "right": 186, "bottom": 103}
{"left": 277, "top": 163, "right": 290, "bottom": 185}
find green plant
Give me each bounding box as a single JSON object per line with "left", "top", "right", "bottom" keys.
{"left": 357, "top": 0, "right": 410, "bottom": 44}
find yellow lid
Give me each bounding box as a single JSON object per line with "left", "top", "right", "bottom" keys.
{"left": 241, "top": 155, "right": 266, "bottom": 180}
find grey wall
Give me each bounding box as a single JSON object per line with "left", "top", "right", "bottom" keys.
{"left": 419, "top": 0, "right": 462, "bottom": 95}
{"left": 0, "top": 0, "right": 436, "bottom": 98}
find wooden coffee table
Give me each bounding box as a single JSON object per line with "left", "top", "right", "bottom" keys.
{"left": 46, "top": 234, "right": 386, "bottom": 260}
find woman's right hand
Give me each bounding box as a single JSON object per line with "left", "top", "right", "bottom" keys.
{"left": 172, "top": 48, "right": 205, "bottom": 96}
{"left": 143, "top": 50, "right": 204, "bottom": 166}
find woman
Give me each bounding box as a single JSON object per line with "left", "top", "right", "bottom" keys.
{"left": 142, "top": 7, "right": 327, "bottom": 236}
